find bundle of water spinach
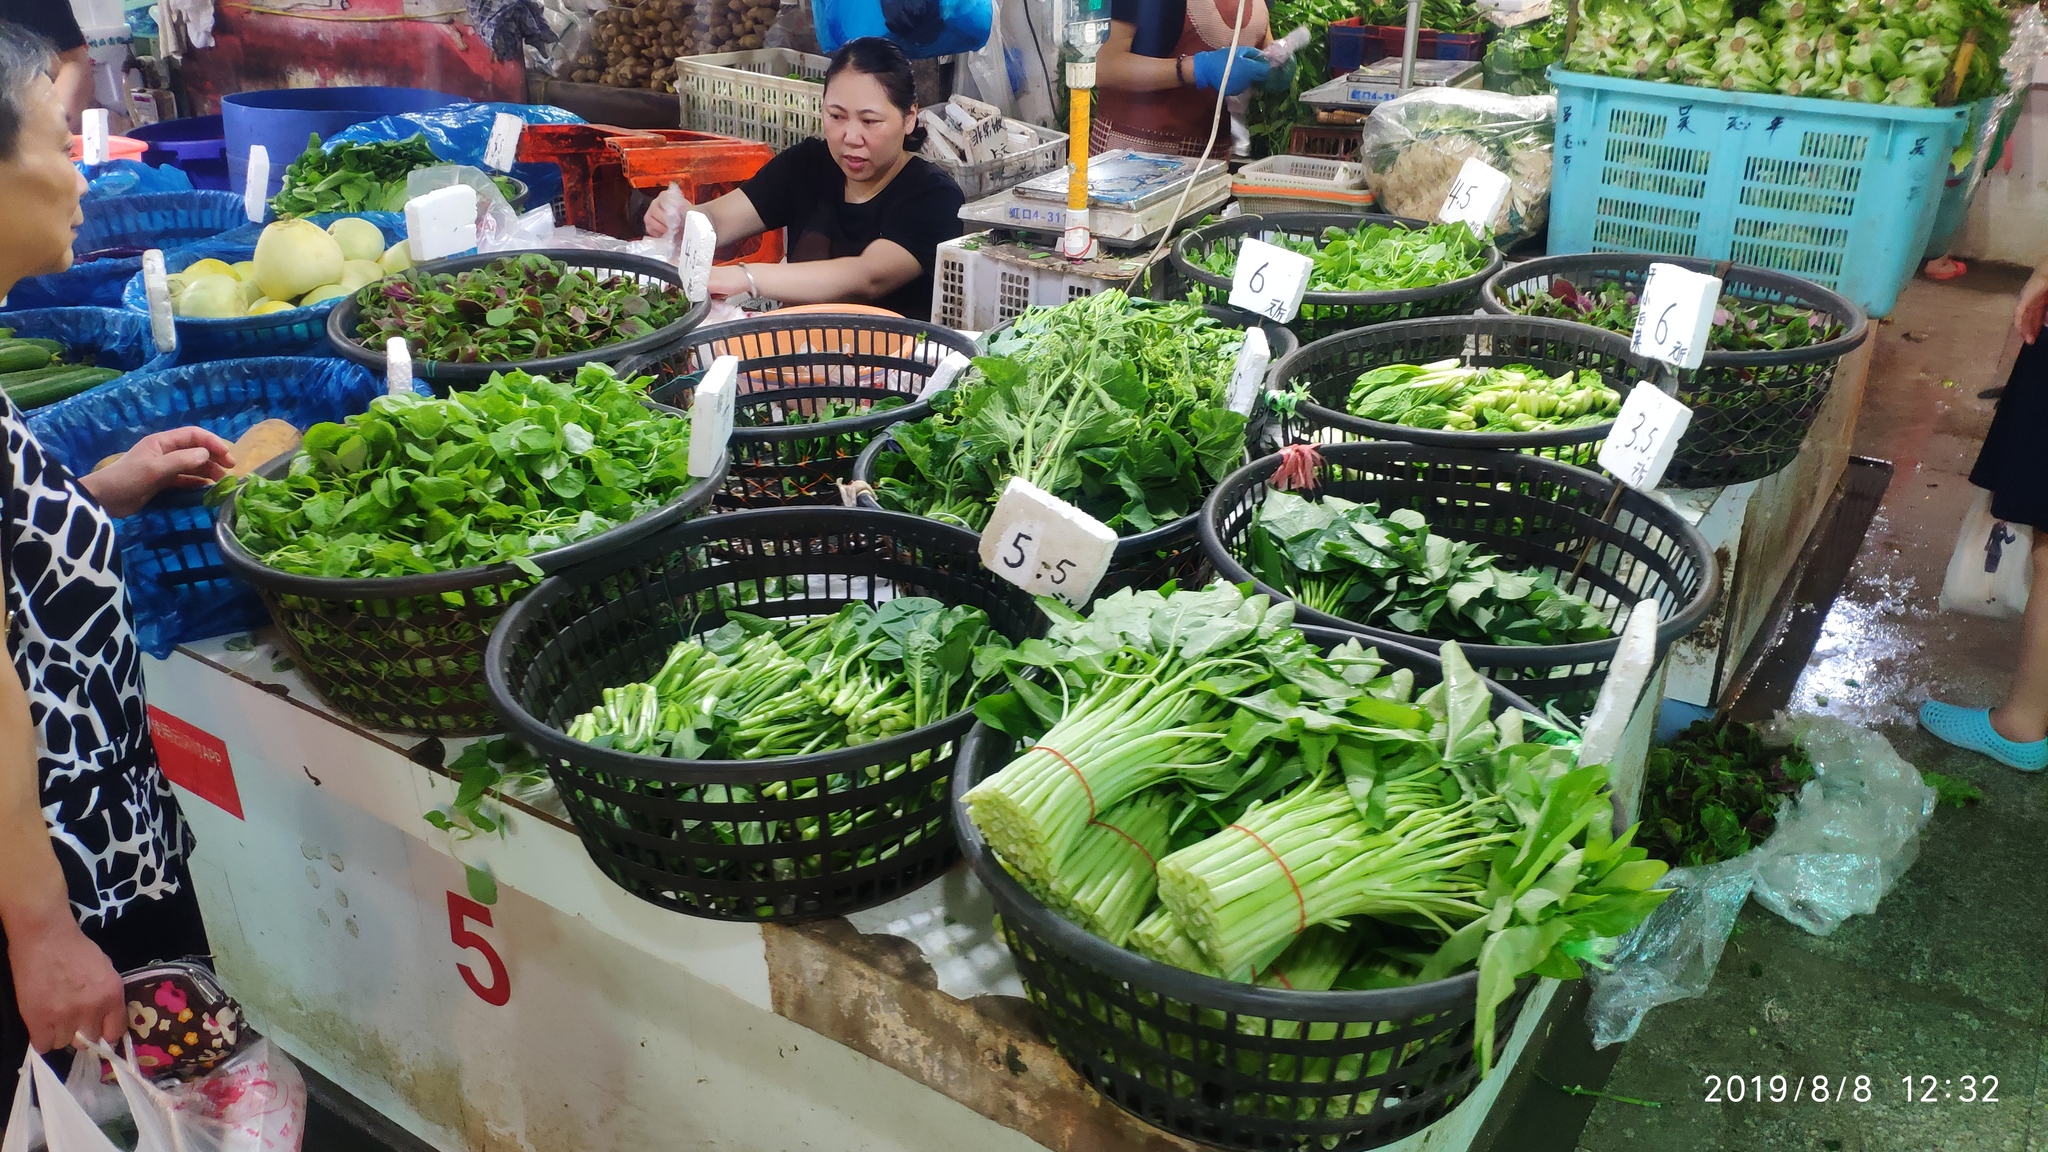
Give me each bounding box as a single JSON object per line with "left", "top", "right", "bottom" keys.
{"left": 964, "top": 580, "right": 1669, "bottom": 1082}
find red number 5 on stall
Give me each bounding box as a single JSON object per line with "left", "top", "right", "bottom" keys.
{"left": 446, "top": 891, "right": 510, "bottom": 1006}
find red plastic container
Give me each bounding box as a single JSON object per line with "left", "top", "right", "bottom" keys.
{"left": 1326, "top": 21, "right": 1487, "bottom": 76}
{"left": 516, "top": 124, "right": 783, "bottom": 264}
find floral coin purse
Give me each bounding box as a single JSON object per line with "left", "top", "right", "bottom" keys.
{"left": 120, "top": 959, "right": 249, "bottom": 1080}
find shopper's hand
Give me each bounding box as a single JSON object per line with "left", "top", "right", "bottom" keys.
{"left": 9, "top": 911, "right": 124, "bottom": 1052}
{"left": 80, "top": 426, "right": 234, "bottom": 519}
{"left": 644, "top": 182, "right": 693, "bottom": 240}
{"left": 2018, "top": 267, "right": 2048, "bottom": 344}
{"left": 1191, "top": 47, "right": 1271, "bottom": 95}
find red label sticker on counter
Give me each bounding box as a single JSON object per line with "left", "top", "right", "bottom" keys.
{"left": 148, "top": 706, "right": 243, "bottom": 819}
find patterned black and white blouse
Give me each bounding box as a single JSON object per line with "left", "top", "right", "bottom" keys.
{"left": 3, "top": 400, "right": 191, "bottom": 930}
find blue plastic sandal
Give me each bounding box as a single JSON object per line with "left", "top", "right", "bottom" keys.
{"left": 1919, "top": 700, "right": 2048, "bottom": 772}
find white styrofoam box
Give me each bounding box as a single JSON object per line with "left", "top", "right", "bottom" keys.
{"left": 933, "top": 235, "right": 1110, "bottom": 333}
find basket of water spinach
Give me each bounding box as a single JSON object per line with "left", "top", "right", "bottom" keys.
{"left": 1200, "top": 441, "right": 1720, "bottom": 716}
{"left": 1481, "top": 254, "right": 1867, "bottom": 487}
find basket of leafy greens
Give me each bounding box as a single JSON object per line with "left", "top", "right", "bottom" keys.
{"left": 953, "top": 579, "right": 1673, "bottom": 1149}
{"left": 1268, "top": 314, "right": 1651, "bottom": 468}
{"left": 485, "top": 506, "right": 1040, "bottom": 922}
{"left": 1171, "top": 212, "right": 1501, "bottom": 343}
{"left": 214, "top": 363, "right": 726, "bottom": 736}
{"left": 1201, "top": 441, "right": 1719, "bottom": 716}
{"left": 270, "top": 133, "right": 525, "bottom": 219}
{"left": 327, "top": 250, "right": 708, "bottom": 390}
{"left": 1481, "top": 253, "right": 1868, "bottom": 487}
{"left": 852, "top": 292, "right": 1295, "bottom": 597}
{"left": 624, "top": 312, "right": 978, "bottom": 510}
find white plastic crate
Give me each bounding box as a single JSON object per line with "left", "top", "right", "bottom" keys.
{"left": 922, "top": 121, "right": 1071, "bottom": 201}
{"left": 677, "top": 49, "right": 830, "bottom": 150}
{"left": 1230, "top": 154, "right": 1373, "bottom": 215}
{"left": 936, "top": 234, "right": 1155, "bottom": 332}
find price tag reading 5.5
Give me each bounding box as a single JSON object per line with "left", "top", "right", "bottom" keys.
{"left": 1597, "top": 382, "right": 1694, "bottom": 492}
{"left": 1437, "top": 157, "right": 1512, "bottom": 233}
{"left": 978, "top": 477, "right": 1118, "bottom": 608}
{"left": 1227, "top": 237, "right": 1313, "bottom": 325}
{"left": 1630, "top": 262, "right": 1722, "bottom": 370}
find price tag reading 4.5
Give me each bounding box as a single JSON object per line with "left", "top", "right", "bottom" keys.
{"left": 689, "top": 355, "right": 738, "bottom": 478}
{"left": 1437, "top": 157, "right": 1512, "bottom": 233}
{"left": 1227, "top": 237, "right": 1313, "bottom": 325}
{"left": 978, "top": 477, "right": 1118, "bottom": 608}
{"left": 1630, "top": 262, "right": 1721, "bottom": 370}
{"left": 1598, "top": 382, "right": 1694, "bottom": 492}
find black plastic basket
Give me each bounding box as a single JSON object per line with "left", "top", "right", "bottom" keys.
{"left": 1269, "top": 315, "right": 1652, "bottom": 469}
{"left": 1201, "top": 442, "right": 1718, "bottom": 716}
{"left": 1479, "top": 254, "right": 1868, "bottom": 488}
{"left": 1171, "top": 213, "right": 1503, "bottom": 344}
{"left": 485, "top": 507, "right": 1042, "bottom": 922}
{"left": 326, "top": 249, "right": 709, "bottom": 391}
{"left": 622, "top": 313, "right": 978, "bottom": 510}
{"left": 215, "top": 446, "right": 726, "bottom": 736}
{"left": 953, "top": 630, "right": 1539, "bottom": 1152}
{"left": 849, "top": 305, "right": 1297, "bottom": 599}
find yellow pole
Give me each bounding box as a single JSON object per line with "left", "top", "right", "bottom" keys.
{"left": 1060, "top": 59, "right": 1098, "bottom": 260}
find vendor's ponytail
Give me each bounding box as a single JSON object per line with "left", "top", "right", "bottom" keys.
{"left": 825, "top": 37, "right": 928, "bottom": 152}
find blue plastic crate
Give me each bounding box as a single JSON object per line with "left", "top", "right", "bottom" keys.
{"left": 1547, "top": 67, "right": 1978, "bottom": 317}
{"left": 118, "top": 212, "right": 406, "bottom": 361}
{"left": 28, "top": 357, "right": 386, "bottom": 658}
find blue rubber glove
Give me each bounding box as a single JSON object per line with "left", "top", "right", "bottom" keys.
{"left": 1191, "top": 46, "right": 1271, "bottom": 95}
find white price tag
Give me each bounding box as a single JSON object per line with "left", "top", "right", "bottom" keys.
{"left": 1629, "top": 262, "right": 1721, "bottom": 371}
{"left": 1225, "top": 327, "right": 1271, "bottom": 416}
{"left": 977, "top": 477, "right": 1118, "bottom": 608}
{"left": 243, "top": 145, "right": 269, "bottom": 223}
{"left": 679, "top": 210, "right": 716, "bottom": 303}
{"left": 385, "top": 337, "right": 413, "bottom": 396}
{"left": 1227, "top": 237, "right": 1313, "bottom": 325}
{"left": 689, "top": 355, "right": 738, "bottom": 478}
{"left": 81, "top": 108, "right": 109, "bottom": 166}
{"left": 405, "top": 184, "right": 480, "bottom": 262}
{"left": 1437, "top": 156, "right": 1512, "bottom": 233}
{"left": 482, "top": 113, "right": 524, "bottom": 173}
{"left": 918, "top": 351, "right": 971, "bottom": 401}
{"left": 1597, "top": 381, "right": 1694, "bottom": 492}
{"left": 140, "top": 249, "right": 176, "bottom": 355}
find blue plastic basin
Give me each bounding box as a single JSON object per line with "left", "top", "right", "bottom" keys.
{"left": 223, "top": 87, "right": 462, "bottom": 200}
{"left": 130, "top": 114, "right": 229, "bottom": 190}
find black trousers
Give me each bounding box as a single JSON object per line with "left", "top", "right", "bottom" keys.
{"left": 0, "top": 862, "right": 210, "bottom": 1121}
{"left": 1973, "top": 335, "right": 2048, "bottom": 531}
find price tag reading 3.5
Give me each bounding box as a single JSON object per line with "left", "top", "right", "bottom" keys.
{"left": 1598, "top": 382, "right": 1694, "bottom": 492}
{"left": 1227, "top": 237, "right": 1313, "bottom": 325}
{"left": 1630, "top": 262, "right": 1722, "bottom": 370}
{"left": 1437, "top": 157, "right": 1512, "bottom": 233}
{"left": 978, "top": 477, "right": 1118, "bottom": 608}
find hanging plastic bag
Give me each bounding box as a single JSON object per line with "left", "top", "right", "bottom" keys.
{"left": 813, "top": 0, "right": 990, "bottom": 58}
{"left": 1358, "top": 87, "right": 1554, "bottom": 242}
{"left": 1585, "top": 715, "right": 1938, "bottom": 1046}
{"left": 78, "top": 160, "right": 194, "bottom": 201}
{"left": 1939, "top": 488, "right": 2033, "bottom": 619}
{"left": 324, "top": 102, "right": 585, "bottom": 208}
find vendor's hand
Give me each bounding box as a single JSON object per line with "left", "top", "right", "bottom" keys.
{"left": 80, "top": 426, "right": 234, "bottom": 519}
{"left": 2019, "top": 267, "right": 2048, "bottom": 344}
{"left": 644, "top": 182, "right": 693, "bottom": 240}
{"left": 1192, "top": 47, "right": 1270, "bottom": 95}
{"left": 9, "top": 910, "right": 124, "bottom": 1052}
{"left": 707, "top": 264, "right": 753, "bottom": 300}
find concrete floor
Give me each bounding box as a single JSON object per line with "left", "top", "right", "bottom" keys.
{"left": 1578, "top": 265, "right": 2048, "bottom": 1152}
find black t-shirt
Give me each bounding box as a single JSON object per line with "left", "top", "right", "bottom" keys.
{"left": 1, "top": 0, "right": 84, "bottom": 51}
{"left": 740, "top": 138, "right": 964, "bottom": 321}
{"left": 1110, "top": 0, "right": 1185, "bottom": 57}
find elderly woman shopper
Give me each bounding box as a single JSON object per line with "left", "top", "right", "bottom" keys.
{"left": 0, "top": 24, "right": 239, "bottom": 1108}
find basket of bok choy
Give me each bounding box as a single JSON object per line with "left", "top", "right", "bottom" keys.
{"left": 1480, "top": 253, "right": 1868, "bottom": 487}
{"left": 853, "top": 292, "right": 1294, "bottom": 598}
{"left": 1267, "top": 314, "right": 1651, "bottom": 468}
{"left": 953, "top": 579, "right": 1673, "bottom": 1150}
{"left": 1170, "top": 212, "right": 1502, "bottom": 343}
{"left": 485, "top": 506, "right": 1041, "bottom": 922}
{"left": 1201, "top": 441, "right": 1719, "bottom": 716}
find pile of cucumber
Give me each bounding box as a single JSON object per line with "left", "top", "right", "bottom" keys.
{"left": 0, "top": 330, "right": 123, "bottom": 410}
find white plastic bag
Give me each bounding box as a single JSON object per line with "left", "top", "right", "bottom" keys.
{"left": 1357, "top": 88, "right": 1554, "bottom": 242}
{"left": 1585, "top": 715, "right": 1937, "bottom": 1046}
{"left": 4, "top": 1039, "right": 305, "bottom": 1152}
{"left": 3, "top": 1047, "right": 158, "bottom": 1152}
{"left": 1939, "top": 488, "right": 2032, "bottom": 619}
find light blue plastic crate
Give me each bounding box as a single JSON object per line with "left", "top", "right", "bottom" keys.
{"left": 1548, "top": 67, "right": 1977, "bottom": 317}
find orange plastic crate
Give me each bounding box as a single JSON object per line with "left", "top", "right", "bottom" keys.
{"left": 516, "top": 124, "right": 782, "bottom": 264}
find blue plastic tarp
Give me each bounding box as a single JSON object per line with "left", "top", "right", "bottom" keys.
{"left": 325, "top": 102, "right": 585, "bottom": 208}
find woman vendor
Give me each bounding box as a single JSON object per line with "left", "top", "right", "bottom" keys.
{"left": 646, "top": 37, "right": 962, "bottom": 321}
{"left": 1091, "top": 0, "right": 1275, "bottom": 157}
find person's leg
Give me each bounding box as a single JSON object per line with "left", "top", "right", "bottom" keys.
{"left": 1992, "top": 534, "right": 2048, "bottom": 743}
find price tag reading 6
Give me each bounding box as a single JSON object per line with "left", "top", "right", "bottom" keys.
{"left": 1227, "top": 237, "right": 1313, "bottom": 325}
{"left": 1629, "top": 262, "right": 1722, "bottom": 371}
{"left": 978, "top": 477, "right": 1118, "bottom": 607}
{"left": 1597, "top": 381, "right": 1694, "bottom": 492}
